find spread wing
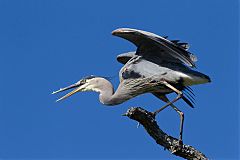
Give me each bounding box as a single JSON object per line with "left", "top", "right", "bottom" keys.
{"left": 112, "top": 28, "right": 197, "bottom": 68}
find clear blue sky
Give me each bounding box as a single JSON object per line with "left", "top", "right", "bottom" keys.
{"left": 0, "top": 0, "right": 239, "bottom": 159}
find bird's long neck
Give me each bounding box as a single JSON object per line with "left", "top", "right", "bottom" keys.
{"left": 97, "top": 78, "right": 127, "bottom": 106}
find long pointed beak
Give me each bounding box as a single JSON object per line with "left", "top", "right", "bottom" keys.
{"left": 52, "top": 82, "right": 84, "bottom": 102}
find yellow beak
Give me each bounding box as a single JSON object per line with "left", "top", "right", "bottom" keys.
{"left": 52, "top": 82, "right": 85, "bottom": 102}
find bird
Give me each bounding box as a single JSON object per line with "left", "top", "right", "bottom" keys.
{"left": 52, "top": 28, "right": 211, "bottom": 142}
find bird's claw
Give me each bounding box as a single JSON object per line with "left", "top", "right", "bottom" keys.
{"left": 171, "top": 148, "right": 177, "bottom": 154}
{"left": 170, "top": 140, "right": 183, "bottom": 154}
{"left": 150, "top": 111, "right": 157, "bottom": 119}
{"left": 178, "top": 139, "right": 183, "bottom": 145}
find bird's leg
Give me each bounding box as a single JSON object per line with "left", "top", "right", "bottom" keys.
{"left": 152, "top": 81, "right": 184, "bottom": 142}
{"left": 153, "top": 81, "right": 183, "bottom": 115}
{"left": 152, "top": 98, "right": 184, "bottom": 141}
{"left": 153, "top": 96, "right": 184, "bottom": 142}
{"left": 170, "top": 103, "right": 184, "bottom": 142}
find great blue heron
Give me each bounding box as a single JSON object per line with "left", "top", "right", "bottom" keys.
{"left": 52, "top": 28, "right": 211, "bottom": 141}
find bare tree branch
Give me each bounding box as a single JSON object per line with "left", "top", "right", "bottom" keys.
{"left": 123, "top": 107, "right": 208, "bottom": 160}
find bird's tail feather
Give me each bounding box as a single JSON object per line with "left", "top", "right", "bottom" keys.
{"left": 182, "top": 87, "right": 195, "bottom": 108}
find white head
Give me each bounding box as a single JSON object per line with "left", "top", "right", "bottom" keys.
{"left": 52, "top": 76, "right": 113, "bottom": 102}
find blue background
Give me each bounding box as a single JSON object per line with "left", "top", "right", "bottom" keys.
{"left": 0, "top": 0, "right": 239, "bottom": 159}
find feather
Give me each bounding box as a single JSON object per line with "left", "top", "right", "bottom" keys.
{"left": 163, "top": 36, "right": 168, "bottom": 39}
{"left": 182, "top": 95, "right": 194, "bottom": 108}
{"left": 171, "top": 40, "right": 180, "bottom": 43}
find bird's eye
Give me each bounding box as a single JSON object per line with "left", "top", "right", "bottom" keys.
{"left": 77, "top": 79, "right": 85, "bottom": 85}
{"left": 80, "top": 79, "right": 86, "bottom": 84}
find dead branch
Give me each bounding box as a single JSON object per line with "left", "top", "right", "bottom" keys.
{"left": 123, "top": 107, "right": 208, "bottom": 160}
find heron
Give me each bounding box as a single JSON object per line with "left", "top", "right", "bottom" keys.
{"left": 52, "top": 28, "right": 211, "bottom": 141}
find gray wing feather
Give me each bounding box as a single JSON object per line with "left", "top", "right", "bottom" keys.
{"left": 112, "top": 28, "right": 197, "bottom": 68}
{"left": 117, "top": 51, "right": 135, "bottom": 64}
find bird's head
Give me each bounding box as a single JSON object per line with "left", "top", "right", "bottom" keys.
{"left": 52, "top": 75, "right": 104, "bottom": 102}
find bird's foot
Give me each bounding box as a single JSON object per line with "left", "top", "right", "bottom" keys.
{"left": 150, "top": 111, "right": 157, "bottom": 119}
{"left": 170, "top": 140, "right": 183, "bottom": 154}
{"left": 178, "top": 139, "right": 183, "bottom": 145}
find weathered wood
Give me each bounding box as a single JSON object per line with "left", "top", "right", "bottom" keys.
{"left": 123, "top": 107, "right": 208, "bottom": 160}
